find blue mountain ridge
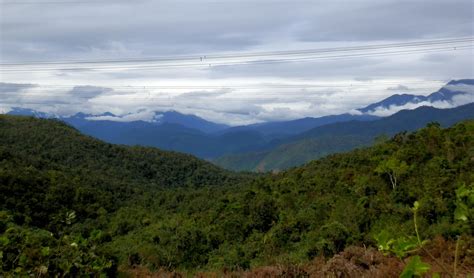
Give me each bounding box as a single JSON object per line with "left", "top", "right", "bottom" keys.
{"left": 215, "top": 102, "right": 474, "bottom": 171}
{"left": 64, "top": 110, "right": 229, "bottom": 134}
{"left": 5, "top": 79, "right": 473, "bottom": 161}
{"left": 357, "top": 79, "right": 472, "bottom": 113}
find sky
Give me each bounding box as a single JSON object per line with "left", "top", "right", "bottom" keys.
{"left": 0, "top": 0, "right": 473, "bottom": 125}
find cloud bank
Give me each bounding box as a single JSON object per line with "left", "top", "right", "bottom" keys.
{"left": 1, "top": 0, "right": 473, "bottom": 124}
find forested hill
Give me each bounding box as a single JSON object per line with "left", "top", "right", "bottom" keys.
{"left": 1, "top": 117, "right": 473, "bottom": 276}
{"left": 0, "top": 115, "right": 246, "bottom": 241}
{"left": 0, "top": 115, "right": 239, "bottom": 188}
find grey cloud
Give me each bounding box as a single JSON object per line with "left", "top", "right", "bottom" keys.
{"left": 86, "top": 109, "right": 157, "bottom": 122}
{"left": 421, "top": 53, "right": 460, "bottom": 63}
{"left": 367, "top": 84, "right": 474, "bottom": 116}
{"left": 69, "top": 85, "right": 113, "bottom": 99}
{"left": 0, "top": 82, "right": 38, "bottom": 93}
{"left": 1, "top": 1, "right": 296, "bottom": 62}
{"left": 354, "top": 77, "right": 373, "bottom": 82}
{"left": 368, "top": 95, "right": 474, "bottom": 117}
{"left": 1, "top": 0, "right": 473, "bottom": 124}
{"left": 0, "top": 80, "right": 444, "bottom": 125}
{"left": 179, "top": 89, "right": 233, "bottom": 98}
{"left": 387, "top": 85, "right": 410, "bottom": 91}
{"left": 296, "top": 0, "right": 474, "bottom": 42}
{"left": 3, "top": 0, "right": 472, "bottom": 62}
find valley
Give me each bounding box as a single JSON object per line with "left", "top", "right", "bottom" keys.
{"left": 1, "top": 115, "right": 473, "bottom": 276}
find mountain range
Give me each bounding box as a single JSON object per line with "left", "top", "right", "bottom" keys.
{"left": 215, "top": 102, "right": 474, "bottom": 171}
{"left": 5, "top": 109, "right": 377, "bottom": 159}
{"left": 4, "top": 79, "right": 474, "bottom": 170}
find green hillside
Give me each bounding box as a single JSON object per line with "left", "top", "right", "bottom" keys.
{"left": 0, "top": 115, "right": 245, "bottom": 270}
{"left": 216, "top": 103, "right": 474, "bottom": 171}
{"left": 1, "top": 116, "right": 473, "bottom": 276}
{"left": 0, "top": 115, "right": 239, "bottom": 188}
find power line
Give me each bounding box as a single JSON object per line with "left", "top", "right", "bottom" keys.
{"left": 1, "top": 43, "right": 471, "bottom": 73}
{"left": 3, "top": 46, "right": 471, "bottom": 72}
{"left": 2, "top": 37, "right": 472, "bottom": 67}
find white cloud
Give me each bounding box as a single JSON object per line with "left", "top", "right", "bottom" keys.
{"left": 1, "top": 0, "right": 472, "bottom": 126}
{"left": 444, "top": 83, "right": 474, "bottom": 94}
{"left": 387, "top": 84, "right": 410, "bottom": 91}
{"left": 2, "top": 79, "right": 463, "bottom": 125}
{"left": 367, "top": 92, "right": 474, "bottom": 117}
{"left": 86, "top": 109, "right": 158, "bottom": 122}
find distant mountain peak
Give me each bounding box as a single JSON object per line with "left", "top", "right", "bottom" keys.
{"left": 153, "top": 110, "right": 229, "bottom": 133}
{"left": 357, "top": 79, "right": 473, "bottom": 116}
{"left": 6, "top": 108, "right": 229, "bottom": 134}
{"left": 7, "top": 107, "right": 57, "bottom": 118}
{"left": 447, "top": 79, "right": 474, "bottom": 86}
{"left": 101, "top": 112, "right": 116, "bottom": 117}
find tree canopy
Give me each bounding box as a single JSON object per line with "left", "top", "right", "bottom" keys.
{"left": 1, "top": 115, "right": 473, "bottom": 276}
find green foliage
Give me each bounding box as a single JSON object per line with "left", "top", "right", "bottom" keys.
{"left": 378, "top": 184, "right": 473, "bottom": 277}
{"left": 400, "top": 256, "right": 431, "bottom": 278}
{"left": 0, "top": 211, "right": 116, "bottom": 276}
{"left": 375, "top": 157, "right": 409, "bottom": 189}
{"left": 454, "top": 184, "right": 473, "bottom": 223}
{"left": 375, "top": 230, "right": 419, "bottom": 259}
{"left": 1, "top": 115, "right": 473, "bottom": 274}
{"left": 375, "top": 201, "right": 433, "bottom": 277}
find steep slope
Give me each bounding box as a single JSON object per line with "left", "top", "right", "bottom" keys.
{"left": 216, "top": 103, "right": 474, "bottom": 171}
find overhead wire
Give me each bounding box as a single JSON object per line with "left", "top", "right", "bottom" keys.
{"left": 1, "top": 37, "right": 472, "bottom": 66}
{"left": 1, "top": 46, "right": 471, "bottom": 73}
{"left": 0, "top": 37, "right": 472, "bottom": 72}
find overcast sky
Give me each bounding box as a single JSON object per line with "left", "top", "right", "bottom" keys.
{"left": 0, "top": 0, "right": 473, "bottom": 125}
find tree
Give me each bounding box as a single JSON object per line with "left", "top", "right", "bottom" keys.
{"left": 375, "top": 157, "right": 409, "bottom": 189}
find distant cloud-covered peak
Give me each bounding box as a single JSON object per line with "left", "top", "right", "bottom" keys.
{"left": 357, "top": 79, "right": 474, "bottom": 116}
